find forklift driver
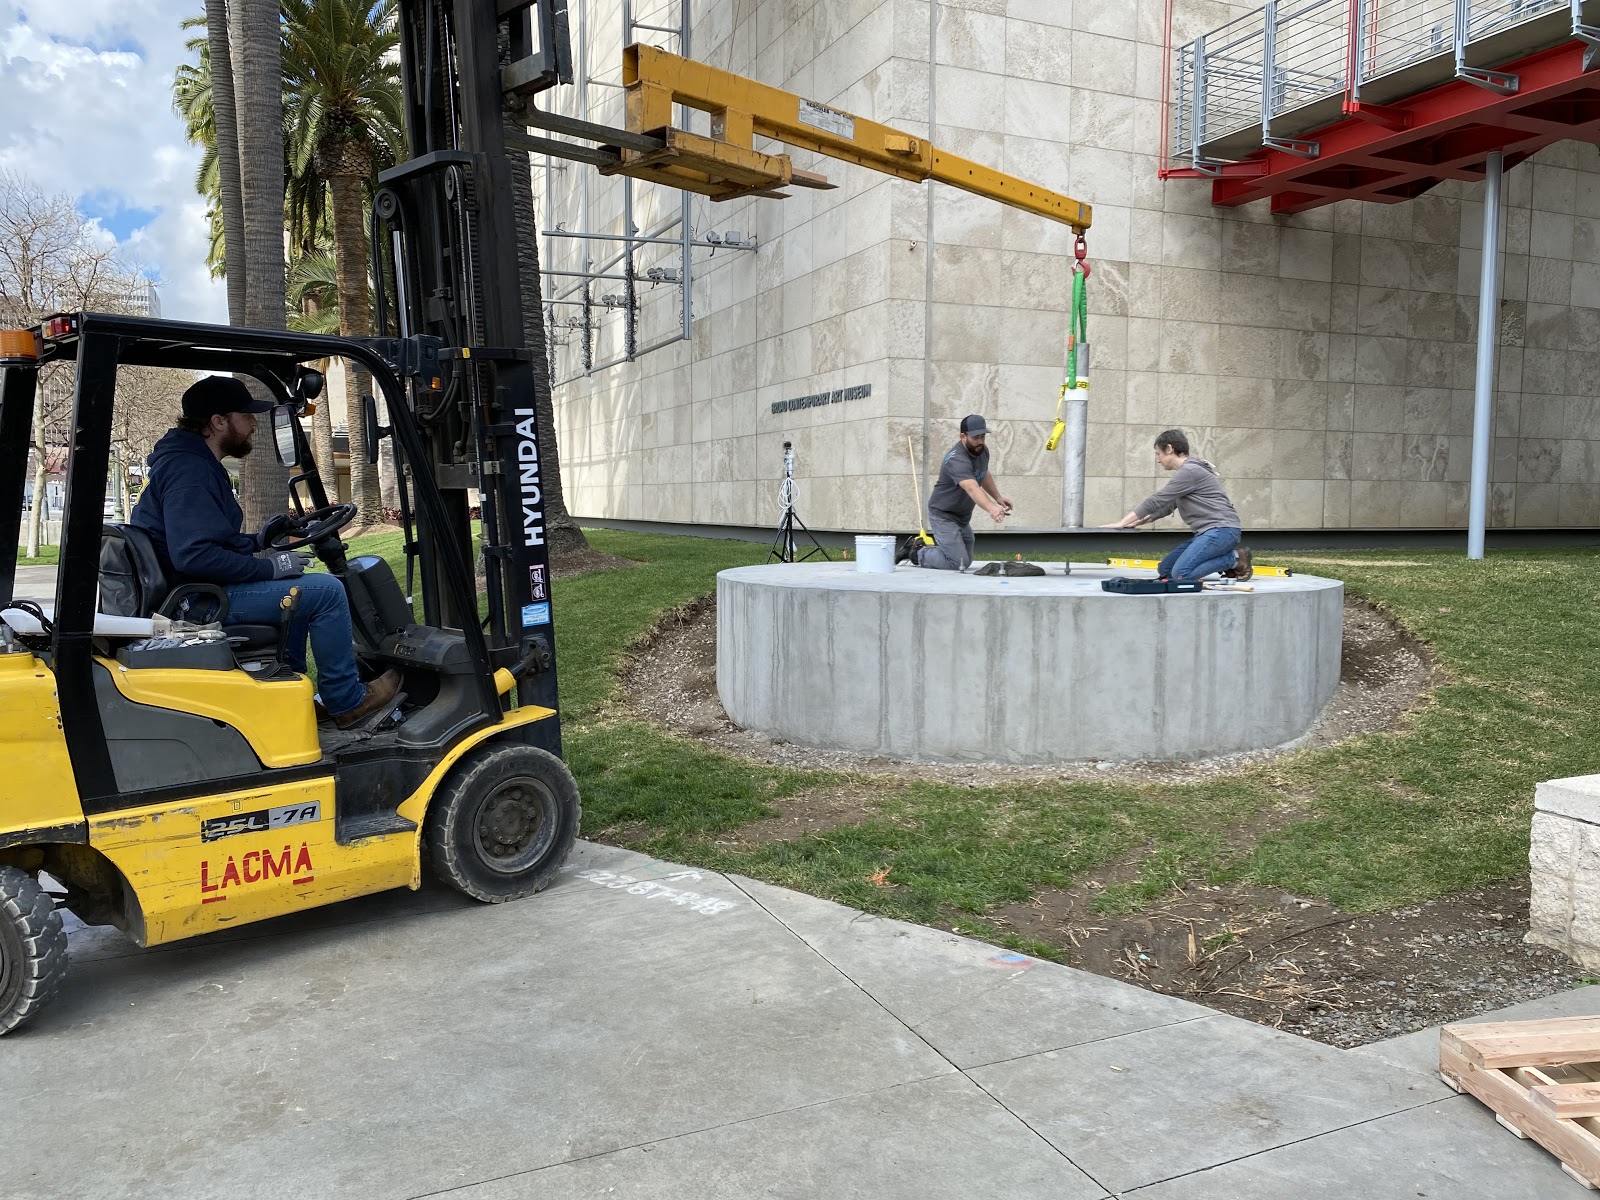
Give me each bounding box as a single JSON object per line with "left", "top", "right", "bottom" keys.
{"left": 130, "top": 376, "right": 400, "bottom": 729}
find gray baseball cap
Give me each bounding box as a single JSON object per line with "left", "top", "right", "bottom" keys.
{"left": 960, "top": 414, "right": 988, "bottom": 437}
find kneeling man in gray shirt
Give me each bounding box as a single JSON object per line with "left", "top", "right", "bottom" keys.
{"left": 1103, "top": 429, "right": 1253, "bottom": 581}
{"left": 900, "top": 414, "right": 1012, "bottom": 571}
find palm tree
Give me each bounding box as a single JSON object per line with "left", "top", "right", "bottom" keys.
{"left": 191, "top": 4, "right": 245, "bottom": 320}
{"left": 286, "top": 246, "right": 343, "bottom": 491}
{"left": 282, "top": 0, "right": 404, "bottom": 528}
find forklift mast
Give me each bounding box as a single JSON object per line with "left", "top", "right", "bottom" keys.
{"left": 374, "top": 1, "right": 573, "bottom": 748}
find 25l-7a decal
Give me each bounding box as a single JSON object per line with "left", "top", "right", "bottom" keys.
{"left": 200, "top": 802, "right": 322, "bottom": 843}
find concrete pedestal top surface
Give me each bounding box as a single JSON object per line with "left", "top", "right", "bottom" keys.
{"left": 717, "top": 561, "right": 1344, "bottom": 763}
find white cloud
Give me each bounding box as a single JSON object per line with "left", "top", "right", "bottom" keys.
{"left": 0, "top": 1, "right": 226, "bottom": 323}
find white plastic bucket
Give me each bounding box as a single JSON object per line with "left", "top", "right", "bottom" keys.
{"left": 855, "top": 535, "right": 897, "bottom": 573}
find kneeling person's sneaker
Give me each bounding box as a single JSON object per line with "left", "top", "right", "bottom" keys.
{"left": 334, "top": 669, "right": 403, "bottom": 730}
{"left": 1233, "top": 545, "right": 1253, "bottom": 581}
{"left": 895, "top": 535, "right": 922, "bottom": 565}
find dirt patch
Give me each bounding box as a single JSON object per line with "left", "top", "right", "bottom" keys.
{"left": 617, "top": 594, "right": 1437, "bottom": 785}
{"left": 549, "top": 547, "right": 639, "bottom": 581}
{"left": 714, "top": 783, "right": 888, "bottom": 850}
{"left": 990, "top": 878, "right": 1583, "bottom": 1047}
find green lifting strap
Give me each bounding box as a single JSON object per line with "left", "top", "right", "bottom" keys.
{"left": 1066, "top": 264, "right": 1088, "bottom": 389}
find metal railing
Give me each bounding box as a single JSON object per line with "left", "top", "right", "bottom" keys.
{"left": 1271, "top": 0, "right": 1352, "bottom": 118}
{"left": 1170, "top": 0, "right": 1600, "bottom": 169}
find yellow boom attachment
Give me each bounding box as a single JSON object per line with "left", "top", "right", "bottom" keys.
{"left": 614, "top": 44, "right": 1092, "bottom": 232}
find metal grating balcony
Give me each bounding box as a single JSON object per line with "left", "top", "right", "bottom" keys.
{"left": 1168, "top": 0, "right": 1600, "bottom": 208}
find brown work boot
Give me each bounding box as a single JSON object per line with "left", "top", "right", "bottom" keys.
{"left": 334, "top": 669, "right": 402, "bottom": 730}
{"left": 1233, "top": 545, "right": 1254, "bottom": 582}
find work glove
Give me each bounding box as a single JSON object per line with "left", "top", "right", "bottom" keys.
{"left": 268, "top": 550, "right": 312, "bottom": 580}
{"left": 258, "top": 513, "right": 296, "bottom": 550}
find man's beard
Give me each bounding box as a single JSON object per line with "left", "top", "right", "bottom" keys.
{"left": 221, "top": 430, "right": 253, "bottom": 458}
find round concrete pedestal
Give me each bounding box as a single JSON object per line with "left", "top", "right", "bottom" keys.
{"left": 717, "top": 562, "right": 1343, "bottom": 764}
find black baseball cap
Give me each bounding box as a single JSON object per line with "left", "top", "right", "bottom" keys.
{"left": 960, "top": 414, "right": 988, "bottom": 437}
{"left": 181, "top": 375, "right": 272, "bottom": 421}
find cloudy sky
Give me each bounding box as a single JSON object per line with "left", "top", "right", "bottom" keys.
{"left": 0, "top": 0, "right": 226, "bottom": 323}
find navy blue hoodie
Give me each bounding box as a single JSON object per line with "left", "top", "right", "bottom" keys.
{"left": 131, "top": 429, "right": 275, "bottom": 585}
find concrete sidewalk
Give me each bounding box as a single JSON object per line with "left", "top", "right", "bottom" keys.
{"left": 6, "top": 841, "right": 1593, "bottom": 1199}
{"left": 9, "top": 562, "right": 55, "bottom": 602}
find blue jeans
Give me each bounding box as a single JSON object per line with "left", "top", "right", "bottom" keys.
{"left": 223, "top": 573, "right": 366, "bottom": 714}
{"left": 919, "top": 509, "right": 974, "bottom": 571}
{"left": 1157, "top": 527, "right": 1241, "bottom": 581}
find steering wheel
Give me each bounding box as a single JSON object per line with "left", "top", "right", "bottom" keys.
{"left": 268, "top": 503, "right": 359, "bottom": 550}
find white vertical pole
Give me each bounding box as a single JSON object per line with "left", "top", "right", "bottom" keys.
{"left": 1468, "top": 151, "right": 1504, "bottom": 560}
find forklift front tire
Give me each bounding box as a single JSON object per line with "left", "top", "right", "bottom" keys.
{"left": 0, "top": 866, "right": 68, "bottom": 1036}
{"left": 425, "top": 743, "right": 581, "bottom": 903}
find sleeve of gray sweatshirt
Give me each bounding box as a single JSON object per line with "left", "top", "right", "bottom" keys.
{"left": 1134, "top": 461, "right": 1204, "bottom": 522}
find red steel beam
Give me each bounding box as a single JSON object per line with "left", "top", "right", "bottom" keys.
{"left": 1210, "top": 41, "right": 1600, "bottom": 213}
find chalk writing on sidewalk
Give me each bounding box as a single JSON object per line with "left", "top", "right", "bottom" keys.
{"left": 573, "top": 868, "right": 738, "bottom": 915}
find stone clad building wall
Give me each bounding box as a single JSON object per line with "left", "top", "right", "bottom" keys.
{"left": 537, "top": 0, "right": 1600, "bottom": 533}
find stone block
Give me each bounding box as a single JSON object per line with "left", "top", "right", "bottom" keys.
{"left": 1576, "top": 217, "right": 1600, "bottom": 265}
{"left": 1278, "top": 278, "right": 1333, "bottom": 333}
{"left": 1218, "top": 271, "right": 1287, "bottom": 329}
{"left": 1068, "top": 86, "right": 1135, "bottom": 151}
{"left": 1004, "top": 17, "right": 1070, "bottom": 84}
{"left": 1352, "top": 433, "right": 1402, "bottom": 481}
{"left": 1274, "top": 378, "right": 1328, "bottom": 430}
{"left": 1272, "top": 479, "right": 1324, "bottom": 527}
{"left": 1162, "top": 212, "right": 1223, "bottom": 272}
{"left": 1350, "top": 480, "right": 1403, "bottom": 526}
{"left": 1274, "top": 428, "right": 1324, "bottom": 479}
{"left": 1070, "top": 29, "right": 1136, "bottom": 94}
{"left": 1214, "top": 325, "right": 1277, "bottom": 379}
{"left": 1280, "top": 228, "right": 1333, "bottom": 283}
{"left": 1220, "top": 219, "right": 1280, "bottom": 276}
{"left": 935, "top": 4, "right": 1005, "bottom": 73}
{"left": 1517, "top": 482, "right": 1560, "bottom": 525}
{"left": 1160, "top": 320, "right": 1219, "bottom": 376}
{"left": 1214, "top": 376, "right": 1273, "bottom": 429}
{"left": 1559, "top": 439, "right": 1598, "bottom": 485}
{"left": 1360, "top": 237, "right": 1411, "bottom": 288}
{"left": 1325, "top": 431, "right": 1353, "bottom": 480}
{"left": 1356, "top": 286, "right": 1409, "bottom": 338}
{"left": 1530, "top": 210, "right": 1576, "bottom": 261}
{"left": 1323, "top": 479, "right": 1351, "bottom": 526}
{"left": 1278, "top": 330, "right": 1329, "bottom": 382}
{"left": 1575, "top": 262, "right": 1600, "bottom": 309}
{"left": 1532, "top": 163, "right": 1579, "bottom": 215}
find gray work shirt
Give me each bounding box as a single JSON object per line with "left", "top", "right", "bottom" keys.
{"left": 929, "top": 440, "right": 990, "bottom": 523}
{"left": 1133, "top": 458, "right": 1241, "bottom": 533}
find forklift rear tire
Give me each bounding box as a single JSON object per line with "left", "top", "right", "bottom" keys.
{"left": 425, "top": 743, "right": 581, "bottom": 903}
{"left": 0, "top": 866, "right": 68, "bottom": 1036}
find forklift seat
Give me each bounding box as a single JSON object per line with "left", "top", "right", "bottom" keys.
{"left": 98, "top": 524, "right": 280, "bottom": 655}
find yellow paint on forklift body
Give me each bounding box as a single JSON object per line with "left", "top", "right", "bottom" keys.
{"left": 0, "top": 651, "right": 81, "bottom": 835}
{"left": 87, "top": 775, "right": 416, "bottom": 945}
{"left": 87, "top": 705, "right": 557, "bottom": 943}
{"left": 99, "top": 658, "right": 322, "bottom": 767}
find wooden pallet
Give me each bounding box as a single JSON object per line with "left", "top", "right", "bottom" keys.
{"left": 1441, "top": 1016, "right": 1600, "bottom": 1190}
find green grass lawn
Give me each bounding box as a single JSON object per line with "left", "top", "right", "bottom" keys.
{"left": 347, "top": 528, "right": 1600, "bottom": 955}
{"left": 14, "top": 545, "right": 60, "bottom": 565}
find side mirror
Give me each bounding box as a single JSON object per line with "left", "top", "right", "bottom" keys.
{"left": 361, "top": 394, "right": 383, "bottom": 465}
{"left": 294, "top": 367, "right": 325, "bottom": 402}
{"left": 271, "top": 405, "right": 300, "bottom": 468}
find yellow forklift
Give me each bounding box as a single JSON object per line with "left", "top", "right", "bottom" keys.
{"left": 0, "top": 0, "right": 595, "bottom": 1035}
{"left": 0, "top": 312, "right": 579, "bottom": 1035}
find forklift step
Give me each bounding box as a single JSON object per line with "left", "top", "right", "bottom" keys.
{"left": 337, "top": 813, "right": 419, "bottom": 845}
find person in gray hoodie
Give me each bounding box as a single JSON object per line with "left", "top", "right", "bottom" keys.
{"left": 1101, "top": 429, "right": 1253, "bottom": 581}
